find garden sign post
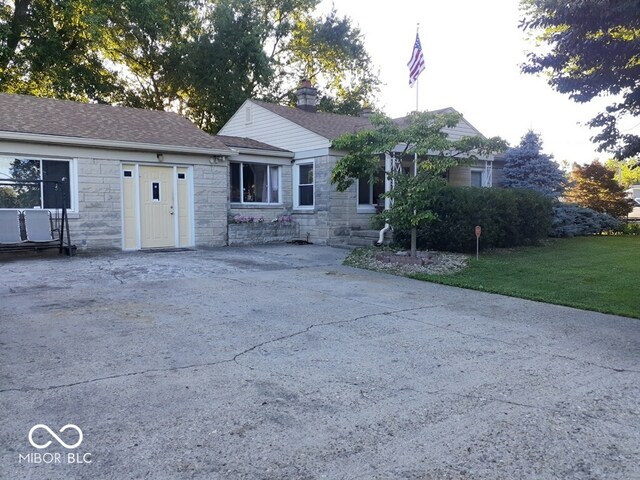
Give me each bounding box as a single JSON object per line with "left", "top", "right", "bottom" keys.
{"left": 475, "top": 225, "right": 481, "bottom": 260}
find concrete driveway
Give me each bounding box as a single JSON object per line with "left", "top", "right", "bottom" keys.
{"left": 1, "top": 245, "right": 639, "bottom": 479}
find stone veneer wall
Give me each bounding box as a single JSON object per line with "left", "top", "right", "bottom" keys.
{"left": 227, "top": 222, "right": 299, "bottom": 245}
{"left": 448, "top": 165, "right": 471, "bottom": 187}
{"left": 69, "top": 157, "right": 122, "bottom": 249}
{"left": 292, "top": 154, "right": 372, "bottom": 246}
{"left": 193, "top": 163, "right": 228, "bottom": 248}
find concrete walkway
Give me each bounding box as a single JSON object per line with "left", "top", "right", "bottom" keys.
{"left": 1, "top": 245, "right": 639, "bottom": 479}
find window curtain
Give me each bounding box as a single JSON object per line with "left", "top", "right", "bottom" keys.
{"left": 270, "top": 166, "right": 279, "bottom": 203}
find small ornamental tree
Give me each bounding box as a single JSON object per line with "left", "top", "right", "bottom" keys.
{"left": 331, "top": 111, "right": 506, "bottom": 256}
{"left": 500, "top": 130, "right": 568, "bottom": 198}
{"left": 565, "top": 161, "right": 634, "bottom": 218}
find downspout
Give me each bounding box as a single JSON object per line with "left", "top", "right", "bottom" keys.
{"left": 376, "top": 223, "right": 390, "bottom": 246}
{"left": 376, "top": 152, "right": 394, "bottom": 246}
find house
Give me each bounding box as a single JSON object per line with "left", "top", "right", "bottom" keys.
{"left": 626, "top": 185, "right": 640, "bottom": 220}
{"left": 219, "top": 80, "right": 501, "bottom": 246}
{"left": 0, "top": 88, "right": 502, "bottom": 252}
{"left": 0, "top": 93, "right": 232, "bottom": 250}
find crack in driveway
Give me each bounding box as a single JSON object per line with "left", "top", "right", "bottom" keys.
{"left": 231, "top": 305, "right": 443, "bottom": 368}
{"left": 0, "top": 305, "right": 441, "bottom": 394}
{"left": 3, "top": 301, "right": 637, "bottom": 395}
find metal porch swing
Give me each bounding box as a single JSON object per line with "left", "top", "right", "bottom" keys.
{"left": 0, "top": 178, "right": 76, "bottom": 256}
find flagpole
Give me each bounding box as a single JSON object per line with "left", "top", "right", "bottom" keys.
{"left": 415, "top": 23, "right": 420, "bottom": 114}
{"left": 414, "top": 22, "right": 419, "bottom": 177}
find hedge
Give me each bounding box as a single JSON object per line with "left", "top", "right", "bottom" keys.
{"left": 393, "top": 187, "right": 553, "bottom": 252}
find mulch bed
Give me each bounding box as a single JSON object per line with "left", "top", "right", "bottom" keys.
{"left": 375, "top": 251, "right": 433, "bottom": 266}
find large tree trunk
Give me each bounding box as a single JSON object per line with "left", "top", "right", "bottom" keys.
{"left": 0, "top": 0, "right": 31, "bottom": 73}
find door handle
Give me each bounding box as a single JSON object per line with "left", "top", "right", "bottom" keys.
{"left": 169, "top": 205, "right": 174, "bottom": 215}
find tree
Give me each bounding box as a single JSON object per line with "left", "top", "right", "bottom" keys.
{"left": 0, "top": 0, "right": 122, "bottom": 102}
{"left": 605, "top": 158, "right": 640, "bottom": 188}
{"left": 331, "top": 112, "right": 506, "bottom": 256}
{"left": 0, "top": 0, "right": 379, "bottom": 132}
{"left": 279, "top": 7, "right": 379, "bottom": 117}
{"left": 500, "top": 130, "right": 568, "bottom": 198}
{"left": 103, "top": 0, "right": 203, "bottom": 111}
{"left": 520, "top": 0, "right": 640, "bottom": 160}
{"left": 564, "top": 161, "right": 634, "bottom": 218}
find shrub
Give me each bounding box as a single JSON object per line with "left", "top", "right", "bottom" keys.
{"left": 500, "top": 130, "right": 568, "bottom": 198}
{"left": 394, "top": 187, "right": 552, "bottom": 252}
{"left": 612, "top": 222, "right": 640, "bottom": 235}
{"left": 550, "top": 203, "right": 620, "bottom": 237}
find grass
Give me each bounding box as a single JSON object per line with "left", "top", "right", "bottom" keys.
{"left": 406, "top": 236, "right": 639, "bottom": 318}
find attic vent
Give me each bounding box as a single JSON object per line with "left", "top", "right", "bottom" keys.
{"left": 245, "top": 105, "right": 253, "bottom": 125}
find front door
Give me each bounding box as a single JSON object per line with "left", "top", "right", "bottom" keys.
{"left": 139, "top": 166, "right": 175, "bottom": 248}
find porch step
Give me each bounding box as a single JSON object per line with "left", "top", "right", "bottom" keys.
{"left": 347, "top": 229, "right": 392, "bottom": 247}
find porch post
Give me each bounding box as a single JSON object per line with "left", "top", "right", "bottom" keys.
{"left": 384, "top": 152, "right": 393, "bottom": 211}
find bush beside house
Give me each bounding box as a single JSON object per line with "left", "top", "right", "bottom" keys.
{"left": 394, "top": 186, "right": 552, "bottom": 252}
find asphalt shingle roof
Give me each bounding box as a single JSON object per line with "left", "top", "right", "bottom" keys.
{"left": 0, "top": 93, "right": 229, "bottom": 152}
{"left": 216, "top": 134, "right": 290, "bottom": 153}
{"left": 251, "top": 99, "right": 373, "bottom": 140}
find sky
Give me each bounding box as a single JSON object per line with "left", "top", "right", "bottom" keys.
{"left": 317, "top": 0, "right": 630, "bottom": 166}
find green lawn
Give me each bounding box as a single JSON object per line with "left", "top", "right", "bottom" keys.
{"left": 412, "top": 236, "right": 640, "bottom": 318}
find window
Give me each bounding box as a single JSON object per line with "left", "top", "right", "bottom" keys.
{"left": 358, "top": 169, "right": 385, "bottom": 209}
{"left": 230, "top": 162, "right": 280, "bottom": 204}
{"left": 470, "top": 170, "right": 483, "bottom": 188}
{"left": 296, "top": 162, "right": 314, "bottom": 208}
{"left": 0, "top": 157, "right": 73, "bottom": 209}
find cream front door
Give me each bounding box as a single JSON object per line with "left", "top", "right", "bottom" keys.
{"left": 139, "top": 166, "right": 175, "bottom": 248}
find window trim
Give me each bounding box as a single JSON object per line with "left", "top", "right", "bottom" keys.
{"left": 356, "top": 170, "right": 385, "bottom": 214}
{"left": 294, "top": 160, "right": 315, "bottom": 209}
{"left": 0, "top": 155, "right": 78, "bottom": 213}
{"left": 470, "top": 168, "right": 485, "bottom": 188}
{"left": 229, "top": 161, "right": 282, "bottom": 205}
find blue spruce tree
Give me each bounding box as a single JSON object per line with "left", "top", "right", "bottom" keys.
{"left": 500, "top": 131, "right": 567, "bottom": 198}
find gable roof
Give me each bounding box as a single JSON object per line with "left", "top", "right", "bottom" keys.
{"left": 250, "top": 100, "right": 485, "bottom": 143}
{"left": 0, "top": 93, "right": 230, "bottom": 155}
{"left": 250, "top": 99, "right": 373, "bottom": 141}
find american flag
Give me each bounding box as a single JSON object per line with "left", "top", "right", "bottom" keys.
{"left": 407, "top": 33, "right": 425, "bottom": 87}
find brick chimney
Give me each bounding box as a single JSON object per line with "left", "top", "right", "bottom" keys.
{"left": 359, "top": 105, "right": 373, "bottom": 118}
{"left": 295, "top": 79, "right": 317, "bottom": 113}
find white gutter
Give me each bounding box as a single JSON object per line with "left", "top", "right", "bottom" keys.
{"left": 0, "top": 131, "right": 232, "bottom": 156}
{"left": 227, "top": 146, "right": 293, "bottom": 158}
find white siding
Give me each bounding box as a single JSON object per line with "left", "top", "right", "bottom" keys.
{"left": 219, "top": 100, "right": 330, "bottom": 153}
{"left": 442, "top": 117, "right": 482, "bottom": 141}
